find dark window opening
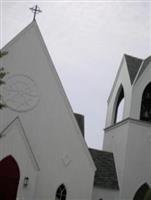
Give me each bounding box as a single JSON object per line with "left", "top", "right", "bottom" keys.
{"left": 114, "top": 86, "right": 125, "bottom": 124}
{"left": 140, "top": 82, "right": 151, "bottom": 122}
{"left": 55, "top": 184, "right": 67, "bottom": 200}
{"left": 0, "top": 155, "right": 20, "bottom": 200}
{"left": 133, "top": 183, "right": 150, "bottom": 200}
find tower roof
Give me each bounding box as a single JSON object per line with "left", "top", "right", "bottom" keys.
{"left": 124, "top": 54, "right": 143, "bottom": 84}
{"left": 134, "top": 55, "right": 151, "bottom": 83}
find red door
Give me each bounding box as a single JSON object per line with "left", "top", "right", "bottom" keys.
{"left": 0, "top": 155, "right": 20, "bottom": 200}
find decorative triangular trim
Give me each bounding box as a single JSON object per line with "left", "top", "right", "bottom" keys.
{"left": 0, "top": 117, "right": 40, "bottom": 171}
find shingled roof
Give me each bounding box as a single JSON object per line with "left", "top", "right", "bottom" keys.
{"left": 124, "top": 54, "right": 143, "bottom": 84}
{"left": 89, "top": 148, "right": 119, "bottom": 190}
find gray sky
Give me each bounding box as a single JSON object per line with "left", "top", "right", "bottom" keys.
{"left": 1, "top": 1, "right": 151, "bottom": 149}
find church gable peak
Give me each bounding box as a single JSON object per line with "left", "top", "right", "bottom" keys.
{"left": 124, "top": 54, "right": 143, "bottom": 84}
{"left": 1, "top": 20, "right": 37, "bottom": 51}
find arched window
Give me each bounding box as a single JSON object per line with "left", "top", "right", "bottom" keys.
{"left": 140, "top": 82, "right": 151, "bottom": 122}
{"left": 113, "top": 85, "right": 125, "bottom": 124}
{"left": 55, "top": 184, "right": 67, "bottom": 200}
{"left": 133, "top": 183, "right": 150, "bottom": 200}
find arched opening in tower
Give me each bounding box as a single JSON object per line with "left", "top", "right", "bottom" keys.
{"left": 113, "top": 85, "right": 125, "bottom": 124}
{"left": 140, "top": 82, "right": 151, "bottom": 122}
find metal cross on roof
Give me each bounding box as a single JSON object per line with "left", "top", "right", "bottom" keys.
{"left": 30, "top": 5, "right": 42, "bottom": 21}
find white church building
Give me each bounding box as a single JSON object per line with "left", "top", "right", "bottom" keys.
{"left": 0, "top": 19, "right": 151, "bottom": 200}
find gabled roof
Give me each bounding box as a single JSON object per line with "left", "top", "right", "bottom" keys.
{"left": 89, "top": 148, "right": 119, "bottom": 190}
{"left": 134, "top": 55, "right": 151, "bottom": 84}
{"left": 124, "top": 54, "right": 143, "bottom": 84}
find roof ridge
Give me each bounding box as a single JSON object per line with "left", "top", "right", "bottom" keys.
{"left": 124, "top": 54, "right": 143, "bottom": 61}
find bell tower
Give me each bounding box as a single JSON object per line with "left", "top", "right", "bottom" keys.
{"left": 103, "top": 55, "right": 151, "bottom": 199}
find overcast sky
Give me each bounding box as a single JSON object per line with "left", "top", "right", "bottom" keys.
{"left": 1, "top": 1, "right": 151, "bottom": 149}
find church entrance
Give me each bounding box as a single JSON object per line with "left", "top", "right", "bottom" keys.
{"left": 0, "top": 155, "right": 20, "bottom": 200}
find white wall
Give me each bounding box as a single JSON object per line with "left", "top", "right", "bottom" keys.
{"left": 104, "top": 119, "right": 151, "bottom": 200}
{"left": 1, "top": 21, "right": 95, "bottom": 200}
{"left": 92, "top": 186, "right": 119, "bottom": 200}
{"left": 0, "top": 119, "right": 38, "bottom": 200}
{"left": 120, "top": 120, "right": 151, "bottom": 200}
{"left": 103, "top": 121, "right": 129, "bottom": 188}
